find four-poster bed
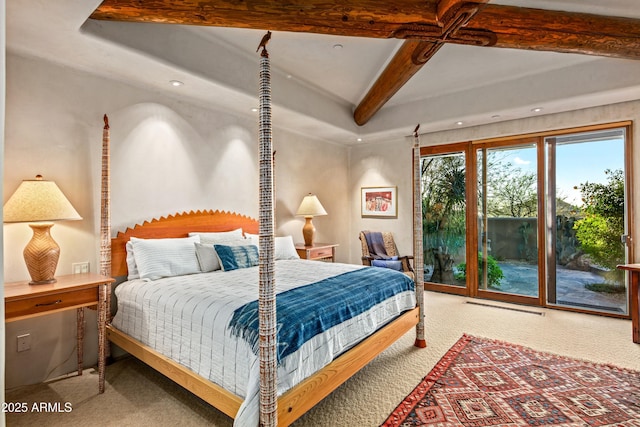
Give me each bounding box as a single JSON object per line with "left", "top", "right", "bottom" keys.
{"left": 103, "top": 210, "right": 420, "bottom": 425}
{"left": 98, "top": 35, "right": 425, "bottom": 426}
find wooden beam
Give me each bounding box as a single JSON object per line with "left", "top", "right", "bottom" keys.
{"left": 353, "top": 40, "right": 439, "bottom": 126}
{"left": 437, "top": 0, "right": 486, "bottom": 30}
{"left": 90, "top": 0, "right": 440, "bottom": 38}
{"left": 472, "top": 4, "right": 640, "bottom": 60}
{"left": 354, "top": 1, "right": 490, "bottom": 126}
{"left": 91, "top": 1, "right": 640, "bottom": 61}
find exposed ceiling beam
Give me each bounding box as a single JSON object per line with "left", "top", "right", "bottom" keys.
{"left": 474, "top": 5, "right": 640, "bottom": 60}
{"left": 353, "top": 40, "right": 440, "bottom": 127}
{"left": 91, "top": 0, "right": 640, "bottom": 125}
{"left": 91, "top": 1, "right": 640, "bottom": 60}
{"left": 90, "top": 0, "right": 441, "bottom": 37}
{"left": 354, "top": 0, "right": 492, "bottom": 126}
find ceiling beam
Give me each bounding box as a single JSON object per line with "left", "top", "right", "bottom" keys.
{"left": 474, "top": 5, "right": 640, "bottom": 60}
{"left": 91, "top": 1, "right": 640, "bottom": 60}
{"left": 353, "top": 40, "right": 440, "bottom": 127}
{"left": 437, "top": 0, "right": 484, "bottom": 29}
{"left": 90, "top": 0, "right": 441, "bottom": 37}
{"left": 91, "top": 1, "right": 640, "bottom": 125}
{"left": 354, "top": 0, "right": 491, "bottom": 126}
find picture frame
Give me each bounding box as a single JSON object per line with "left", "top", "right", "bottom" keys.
{"left": 361, "top": 186, "right": 397, "bottom": 218}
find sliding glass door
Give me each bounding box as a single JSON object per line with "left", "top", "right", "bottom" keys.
{"left": 545, "top": 128, "right": 628, "bottom": 315}
{"left": 476, "top": 141, "right": 540, "bottom": 302}
{"left": 420, "top": 123, "right": 632, "bottom": 317}
{"left": 421, "top": 148, "right": 467, "bottom": 293}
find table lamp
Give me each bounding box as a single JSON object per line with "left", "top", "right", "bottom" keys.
{"left": 295, "top": 193, "right": 327, "bottom": 246}
{"left": 3, "top": 175, "right": 82, "bottom": 285}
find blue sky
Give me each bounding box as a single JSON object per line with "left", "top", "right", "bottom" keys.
{"left": 499, "top": 138, "right": 624, "bottom": 206}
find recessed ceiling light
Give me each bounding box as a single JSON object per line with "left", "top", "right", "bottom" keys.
{"left": 455, "top": 121, "right": 464, "bottom": 126}
{"left": 491, "top": 114, "right": 501, "bottom": 119}
{"left": 169, "top": 80, "right": 184, "bottom": 87}
{"left": 531, "top": 107, "right": 543, "bottom": 113}
{"left": 356, "top": 137, "right": 363, "bottom": 142}
{"left": 333, "top": 44, "right": 344, "bottom": 50}
{"left": 251, "top": 108, "right": 259, "bottom": 112}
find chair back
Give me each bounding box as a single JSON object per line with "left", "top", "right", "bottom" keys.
{"left": 359, "top": 231, "right": 399, "bottom": 261}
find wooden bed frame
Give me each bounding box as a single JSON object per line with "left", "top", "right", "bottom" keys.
{"left": 107, "top": 209, "right": 420, "bottom": 426}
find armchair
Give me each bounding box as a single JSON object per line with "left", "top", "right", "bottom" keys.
{"left": 359, "top": 230, "right": 414, "bottom": 280}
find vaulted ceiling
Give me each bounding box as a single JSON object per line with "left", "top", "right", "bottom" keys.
{"left": 7, "top": 0, "right": 640, "bottom": 144}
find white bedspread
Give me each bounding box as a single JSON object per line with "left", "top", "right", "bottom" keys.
{"left": 111, "top": 259, "right": 416, "bottom": 426}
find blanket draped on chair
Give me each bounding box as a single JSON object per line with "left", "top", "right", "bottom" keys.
{"left": 362, "top": 231, "right": 405, "bottom": 273}
{"left": 363, "top": 231, "right": 391, "bottom": 259}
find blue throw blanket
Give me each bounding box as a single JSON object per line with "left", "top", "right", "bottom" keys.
{"left": 363, "top": 231, "right": 389, "bottom": 259}
{"left": 228, "top": 267, "right": 414, "bottom": 361}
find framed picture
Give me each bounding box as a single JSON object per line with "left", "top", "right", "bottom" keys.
{"left": 361, "top": 186, "right": 397, "bottom": 218}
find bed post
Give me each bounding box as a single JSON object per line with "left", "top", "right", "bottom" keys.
{"left": 413, "top": 125, "right": 427, "bottom": 348}
{"left": 257, "top": 34, "right": 278, "bottom": 427}
{"left": 99, "top": 114, "right": 112, "bottom": 391}
{"left": 100, "top": 114, "right": 111, "bottom": 279}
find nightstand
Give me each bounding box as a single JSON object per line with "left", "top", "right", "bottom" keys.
{"left": 4, "top": 273, "right": 114, "bottom": 393}
{"left": 295, "top": 243, "right": 338, "bottom": 262}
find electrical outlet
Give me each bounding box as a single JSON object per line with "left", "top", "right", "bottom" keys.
{"left": 72, "top": 262, "right": 90, "bottom": 274}
{"left": 17, "top": 334, "right": 31, "bottom": 352}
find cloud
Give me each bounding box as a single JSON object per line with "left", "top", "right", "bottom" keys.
{"left": 514, "top": 156, "right": 530, "bottom": 165}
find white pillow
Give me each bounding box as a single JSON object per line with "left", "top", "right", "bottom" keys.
{"left": 125, "top": 241, "right": 140, "bottom": 280}
{"left": 275, "top": 235, "right": 300, "bottom": 260}
{"left": 131, "top": 236, "right": 201, "bottom": 280}
{"left": 194, "top": 243, "right": 220, "bottom": 272}
{"left": 244, "top": 233, "right": 300, "bottom": 260}
{"left": 194, "top": 238, "right": 248, "bottom": 272}
{"left": 189, "top": 228, "right": 243, "bottom": 243}
{"left": 244, "top": 232, "right": 258, "bottom": 246}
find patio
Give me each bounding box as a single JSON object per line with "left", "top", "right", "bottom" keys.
{"left": 497, "top": 261, "right": 627, "bottom": 313}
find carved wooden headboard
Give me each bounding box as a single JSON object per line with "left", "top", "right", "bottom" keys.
{"left": 110, "top": 210, "right": 259, "bottom": 277}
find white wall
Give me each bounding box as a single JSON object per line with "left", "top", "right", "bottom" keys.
{"left": 2, "top": 52, "right": 348, "bottom": 388}
{"left": 348, "top": 100, "right": 640, "bottom": 265}
{"left": 348, "top": 137, "right": 416, "bottom": 263}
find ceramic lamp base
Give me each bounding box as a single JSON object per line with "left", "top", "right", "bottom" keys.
{"left": 302, "top": 217, "right": 315, "bottom": 246}
{"left": 24, "top": 223, "right": 59, "bottom": 285}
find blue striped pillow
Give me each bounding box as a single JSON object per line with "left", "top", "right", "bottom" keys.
{"left": 214, "top": 244, "right": 259, "bottom": 271}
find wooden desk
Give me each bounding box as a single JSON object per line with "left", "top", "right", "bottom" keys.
{"left": 616, "top": 264, "right": 640, "bottom": 343}
{"left": 295, "top": 243, "right": 338, "bottom": 262}
{"left": 5, "top": 273, "right": 115, "bottom": 392}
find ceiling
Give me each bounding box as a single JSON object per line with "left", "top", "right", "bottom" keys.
{"left": 6, "top": 0, "right": 640, "bottom": 145}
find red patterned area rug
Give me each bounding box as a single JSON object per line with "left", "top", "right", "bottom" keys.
{"left": 382, "top": 334, "right": 640, "bottom": 426}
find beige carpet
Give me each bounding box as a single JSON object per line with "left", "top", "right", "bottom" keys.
{"left": 6, "top": 291, "right": 640, "bottom": 426}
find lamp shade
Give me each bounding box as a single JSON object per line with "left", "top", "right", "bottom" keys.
{"left": 295, "top": 194, "right": 327, "bottom": 217}
{"left": 4, "top": 175, "right": 82, "bottom": 285}
{"left": 3, "top": 175, "right": 82, "bottom": 223}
